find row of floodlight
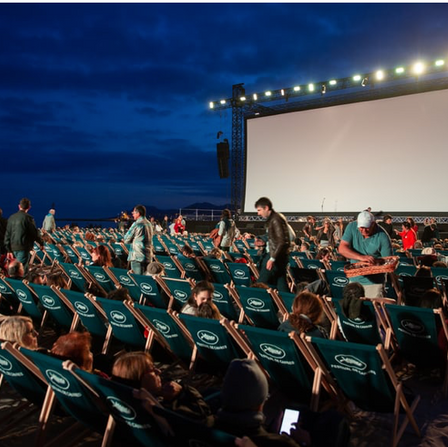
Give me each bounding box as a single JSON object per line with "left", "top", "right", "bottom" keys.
{"left": 209, "top": 58, "right": 446, "bottom": 109}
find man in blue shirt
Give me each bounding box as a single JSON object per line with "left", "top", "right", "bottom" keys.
{"left": 338, "top": 210, "right": 393, "bottom": 298}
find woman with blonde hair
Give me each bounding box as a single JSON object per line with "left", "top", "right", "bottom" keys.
{"left": 0, "top": 315, "right": 39, "bottom": 349}
{"left": 278, "top": 291, "right": 328, "bottom": 338}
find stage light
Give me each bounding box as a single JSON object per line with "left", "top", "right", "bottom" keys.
{"left": 209, "top": 102, "right": 214, "bottom": 109}
{"left": 321, "top": 85, "right": 326, "bottom": 94}
{"left": 253, "top": 93, "right": 258, "bottom": 100}
{"left": 240, "top": 96, "right": 246, "bottom": 101}
{"left": 435, "top": 59, "right": 445, "bottom": 67}
{"left": 412, "top": 62, "right": 425, "bottom": 75}
{"left": 308, "top": 84, "right": 315, "bottom": 92}
{"left": 280, "top": 89, "right": 285, "bottom": 96}
{"left": 375, "top": 70, "right": 385, "bottom": 81}
{"left": 265, "top": 91, "right": 272, "bottom": 96}
{"left": 329, "top": 79, "right": 337, "bottom": 86}
{"left": 220, "top": 100, "right": 226, "bottom": 105}
{"left": 395, "top": 67, "right": 405, "bottom": 74}
{"left": 293, "top": 86, "right": 301, "bottom": 92}
{"left": 353, "top": 75, "right": 362, "bottom": 82}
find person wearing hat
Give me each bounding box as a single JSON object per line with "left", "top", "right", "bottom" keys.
{"left": 214, "top": 359, "right": 308, "bottom": 447}
{"left": 338, "top": 210, "right": 393, "bottom": 298}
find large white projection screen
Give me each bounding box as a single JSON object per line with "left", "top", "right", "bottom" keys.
{"left": 244, "top": 89, "right": 448, "bottom": 214}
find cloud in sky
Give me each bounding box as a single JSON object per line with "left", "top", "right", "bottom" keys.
{"left": 1, "top": 3, "right": 448, "bottom": 221}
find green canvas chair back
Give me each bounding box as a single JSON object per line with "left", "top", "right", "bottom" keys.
{"left": 75, "top": 246, "right": 93, "bottom": 264}
{"left": 324, "top": 270, "right": 349, "bottom": 300}
{"left": 333, "top": 299, "right": 383, "bottom": 345}
{"left": 108, "top": 267, "right": 141, "bottom": 301}
{"left": 44, "top": 243, "right": 64, "bottom": 262}
{"left": 401, "top": 276, "right": 435, "bottom": 307}
{"left": 202, "top": 258, "right": 232, "bottom": 284}
{"left": 30, "top": 283, "right": 74, "bottom": 329}
{"left": 155, "top": 255, "right": 183, "bottom": 279}
{"left": 329, "top": 260, "right": 349, "bottom": 272}
{"left": 289, "top": 266, "right": 320, "bottom": 284}
{"left": 309, "top": 337, "right": 396, "bottom": 413}
{"left": 95, "top": 297, "right": 147, "bottom": 349}
{"left": 227, "top": 262, "right": 252, "bottom": 287}
{"left": 160, "top": 278, "right": 193, "bottom": 312}
{"left": 4, "top": 278, "right": 43, "bottom": 321}
{"left": 60, "top": 289, "right": 108, "bottom": 338}
{"left": 235, "top": 286, "right": 281, "bottom": 329}
{"left": 72, "top": 368, "right": 167, "bottom": 447}
{"left": 300, "top": 258, "right": 323, "bottom": 270}
{"left": 133, "top": 304, "right": 193, "bottom": 364}
{"left": 178, "top": 314, "right": 243, "bottom": 371}
{"left": 176, "top": 256, "right": 205, "bottom": 282}
{"left": 234, "top": 239, "right": 248, "bottom": 252}
{"left": 85, "top": 265, "right": 116, "bottom": 293}
{"left": 60, "top": 262, "right": 88, "bottom": 292}
{"left": 277, "top": 290, "right": 295, "bottom": 313}
{"left": 0, "top": 275, "right": 18, "bottom": 307}
{"left": 152, "top": 236, "right": 167, "bottom": 254}
{"left": 212, "top": 283, "right": 239, "bottom": 321}
{"left": 130, "top": 273, "right": 168, "bottom": 308}
{"left": 20, "top": 348, "right": 108, "bottom": 433}
{"left": 395, "top": 264, "right": 417, "bottom": 279}
{"left": 238, "top": 324, "right": 312, "bottom": 403}
{"left": 61, "top": 244, "right": 80, "bottom": 263}
{"left": 430, "top": 267, "right": 448, "bottom": 290}
{"left": 244, "top": 249, "right": 261, "bottom": 264}
{"left": 164, "top": 240, "right": 180, "bottom": 255}
{"left": 0, "top": 341, "right": 47, "bottom": 407}
{"left": 385, "top": 303, "right": 442, "bottom": 367}
{"left": 33, "top": 242, "right": 52, "bottom": 265}
{"left": 152, "top": 405, "right": 236, "bottom": 447}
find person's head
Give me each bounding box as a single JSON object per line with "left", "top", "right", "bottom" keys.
{"left": 49, "top": 209, "right": 55, "bottom": 215}
{"left": 415, "top": 265, "right": 433, "bottom": 277}
{"left": 8, "top": 260, "right": 24, "bottom": 278}
{"left": 19, "top": 198, "right": 31, "bottom": 211}
{"left": 51, "top": 332, "right": 93, "bottom": 371}
{"left": 27, "top": 268, "right": 45, "bottom": 285}
{"left": 307, "top": 215, "right": 316, "bottom": 224}
{"left": 357, "top": 210, "right": 376, "bottom": 238}
{"left": 91, "top": 245, "right": 113, "bottom": 267}
{"left": 402, "top": 222, "right": 411, "bottom": 231}
{"left": 254, "top": 197, "right": 273, "bottom": 219}
{"left": 221, "top": 209, "right": 231, "bottom": 219}
{"left": 407, "top": 217, "right": 416, "bottom": 227}
{"left": 342, "top": 282, "right": 365, "bottom": 301}
{"left": 180, "top": 245, "right": 195, "bottom": 258}
{"left": 420, "top": 288, "right": 443, "bottom": 309}
{"left": 300, "top": 241, "right": 310, "bottom": 251}
{"left": 107, "top": 287, "right": 131, "bottom": 301}
{"left": 221, "top": 359, "right": 268, "bottom": 412}
{"left": 146, "top": 261, "right": 165, "bottom": 276}
{"left": 133, "top": 205, "right": 146, "bottom": 219}
{"left": 112, "top": 351, "right": 162, "bottom": 394}
{"left": 432, "top": 261, "right": 447, "bottom": 268}
{"left": 289, "top": 291, "right": 323, "bottom": 332}
{"left": 188, "top": 281, "right": 214, "bottom": 308}
{"left": 383, "top": 214, "right": 392, "bottom": 224}
{"left": 46, "top": 272, "right": 69, "bottom": 288}
{"left": 316, "top": 248, "right": 331, "bottom": 261}
{"left": 0, "top": 316, "right": 38, "bottom": 349}
{"left": 197, "top": 301, "right": 221, "bottom": 320}
{"left": 208, "top": 248, "right": 223, "bottom": 259}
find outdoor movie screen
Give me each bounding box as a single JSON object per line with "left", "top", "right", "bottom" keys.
{"left": 244, "top": 88, "right": 448, "bottom": 214}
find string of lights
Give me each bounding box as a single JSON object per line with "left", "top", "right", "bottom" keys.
{"left": 209, "top": 57, "right": 447, "bottom": 110}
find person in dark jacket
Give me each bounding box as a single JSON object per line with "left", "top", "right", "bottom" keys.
{"left": 0, "top": 208, "right": 8, "bottom": 255}
{"left": 255, "top": 197, "right": 290, "bottom": 292}
{"left": 4, "top": 198, "right": 42, "bottom": 273}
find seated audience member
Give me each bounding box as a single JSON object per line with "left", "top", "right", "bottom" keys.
{"left": 107, "top": 287, "right": 131, "bottom": 301}
{"left": 339, "top": 282, "right": 368, "bottom": 320}
{"left": 414, "top": 265, "right": 433, "bottom": 278}
{"left": 112, "top": 351, "right": 212, "bottom": 423}
{"left": 179, "top": 244, "right": 196, "bottom": 259}
{"left": 417, "top": 247, "right": 439, "bottom": 267}
{"left": 197, "top": 301, "right": 222, "bottom": 320}
{"left": 181, "top": 281, "right": 214, "bottom": 316}
{"left": 419, "top": 288, "right": 443, "bottom": 310}
{"left": 90, "top": 245, "right": 113, "bottom": 268}
{"left": 278, "top": 291, "right": 328, "bottom": 338}
{"left": 46, "top": 272, "right": 69, "bottom": 289}
{"left": 51, "top": 331, "right": 95, "bottom": 372}
{"left": 0, "top": 316, "right": 39, "bottom": 349}
{"left": 433, "top": 261, "right": 448, "bottom": 268}
{"left": 214, "top": 359, "right": 308, "bottom": 447}
{"left": 8, "top": 260, "right": 25, "bottom": 279}
{"left": 206, "top": 248, "right": 223, "bottom": 260}
{"left": 27, "top": 267, "right": 45, "bottom": 285}
{"left": 145, "top": 261, "right": 165, "bottom": 276}
{"left": 315, "top": 248, "right": 333, "bottom": 267}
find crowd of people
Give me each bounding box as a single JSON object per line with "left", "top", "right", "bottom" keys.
{"left": 1, "top": 196, "right": 448, "bottom": 446}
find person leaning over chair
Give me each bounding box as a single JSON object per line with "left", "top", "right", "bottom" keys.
{"left": 338, "top": 210, "right": 393, "bottom": 298}
{"left": 124, "top": 204, "right": 153, "bottom": 275}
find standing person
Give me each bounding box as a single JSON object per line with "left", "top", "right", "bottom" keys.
{"left": 124, "top": 204, "right": 153, "bottom": 275}
{"left": 4, "top": 198, "right": 43, "bottom": 273}
{"left": 338, "top": 210, "right": 393, "bottom": 298}
{"left": 255, "top": 197, "right": 290, "bottom": 293}
{"left": 161, "top": 215, "right": 169, "bottom": 233}
{"left": 0, "top": 208, "right": 8, "bottom": 255}
{"left": 42, "top": 208, "right": 56, "bottom": 233}
{"left": 378, "top": 214, "right": 394, "bottom": 240}
{"left": 396, "top": 222, "right": 417, "bottom": 251}
{"left": 217, "top": 209, "right": 237, "bottom": 252}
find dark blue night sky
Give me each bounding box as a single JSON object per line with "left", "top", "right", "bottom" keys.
{"left": 2, "top": 3, "right": 448, "bottom": 223}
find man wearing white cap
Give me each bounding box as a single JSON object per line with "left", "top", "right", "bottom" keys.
{"left": 338, "top": 210, "right": 393, "bottom": 298}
